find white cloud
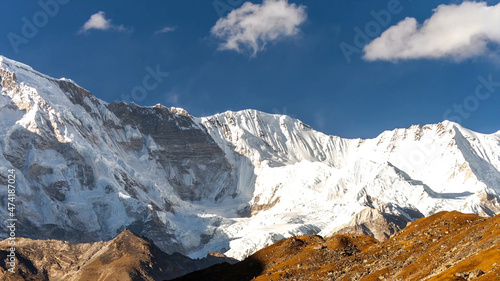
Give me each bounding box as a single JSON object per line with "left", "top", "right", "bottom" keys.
{"left": 363, "top": 1, "right": 500, "bottom": 61}
{"left": 80, "top": 11, "right": 128, "bottom": 33}
{"left": 154, "top": 26, "right": 177, "bottom": 35}
{"left": 210, "top": 0, "right": 307, "bottom": 57}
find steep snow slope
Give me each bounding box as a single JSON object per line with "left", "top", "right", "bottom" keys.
{"left": 1, "top": 55, "right": 499, "bottom": 261}
{"left": 0, "top": 56, "right": 241, "bottom": 254}
{"left": 198, "top": 109, "right": 500, "bottom": 259}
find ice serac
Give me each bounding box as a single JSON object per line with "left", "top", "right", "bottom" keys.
{"left": 1, "top": 55, "right": 500, "bottom": 261}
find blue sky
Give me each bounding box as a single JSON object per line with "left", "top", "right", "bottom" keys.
{"left": 0, "top": 0, "right": 499, "bottom": 138}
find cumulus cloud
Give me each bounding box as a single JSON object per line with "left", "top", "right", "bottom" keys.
{"left": 363, "top": 1, "right": 500, "bottom": 61}
{"left": 80, "top": 11, "right": 127, "bottom": 33}
{"left": 154, "top": 26, "right": 177, "bottom": 35}
{"left": 210, "top": 0, "right": 307, "bottom": 57}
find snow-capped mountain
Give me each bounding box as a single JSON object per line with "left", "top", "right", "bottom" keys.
{"left": 1, "top": 55, "right": 499, "bottom": 260}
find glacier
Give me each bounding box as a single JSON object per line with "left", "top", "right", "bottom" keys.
{"left": 0, "top": 55, "right": 499, "bottom": 260}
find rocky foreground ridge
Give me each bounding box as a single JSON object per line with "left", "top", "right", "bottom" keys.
{"left": 0, "top": 229, "right": 235, "bottom": 281}
{"left": 1, "top": 211, "right": 498, "bottom": 280}
{"left": 172, "top": 211, "right": 500, "bottom": 281}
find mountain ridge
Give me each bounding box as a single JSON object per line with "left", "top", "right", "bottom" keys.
{"left": 0, "top": 228, "right": 236, "bottom": 281}
{"left": 170, "top": 211, "right": 500, "bottom": 281}
{"left": 1, "top": 55, "right": 499, "bottom": 261}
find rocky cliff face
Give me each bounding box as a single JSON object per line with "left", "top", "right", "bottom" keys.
{"left": 106, "top": 102, "right": 236, "bottom": 202}
{"left": 326, "top": 196, "right": 424, "bottom": 241}
{"left": 0, "top": 56, "right": 241, "bottom": 255}
{"left": 1, "top": 55, "right": 500, "bottom": 261}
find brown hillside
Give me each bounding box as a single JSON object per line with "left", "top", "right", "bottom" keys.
{"left": 171, "top": 211, "right": 500, "bottom": 281}
{"left": 0, "top": 229, "right": 235, "bottom": 281}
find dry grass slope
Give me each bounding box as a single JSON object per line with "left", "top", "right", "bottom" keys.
{"left": 171, "top": 211, "right": 500, "bottom": 281}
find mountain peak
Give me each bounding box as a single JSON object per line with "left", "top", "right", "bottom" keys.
{"left": 114, "top": 228, "right": 142, "bottom": 240}
{"left": 441, "top": 119, "right": 459, "bottom": 127}
{"left": 1, "top": 54, "right": 500, "bottom": 264}
{"left": 0, "top": 55, "right": 38, "bottom": 80}
{"left": 0, "top": 55, "right": 90, "bottom": 102}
